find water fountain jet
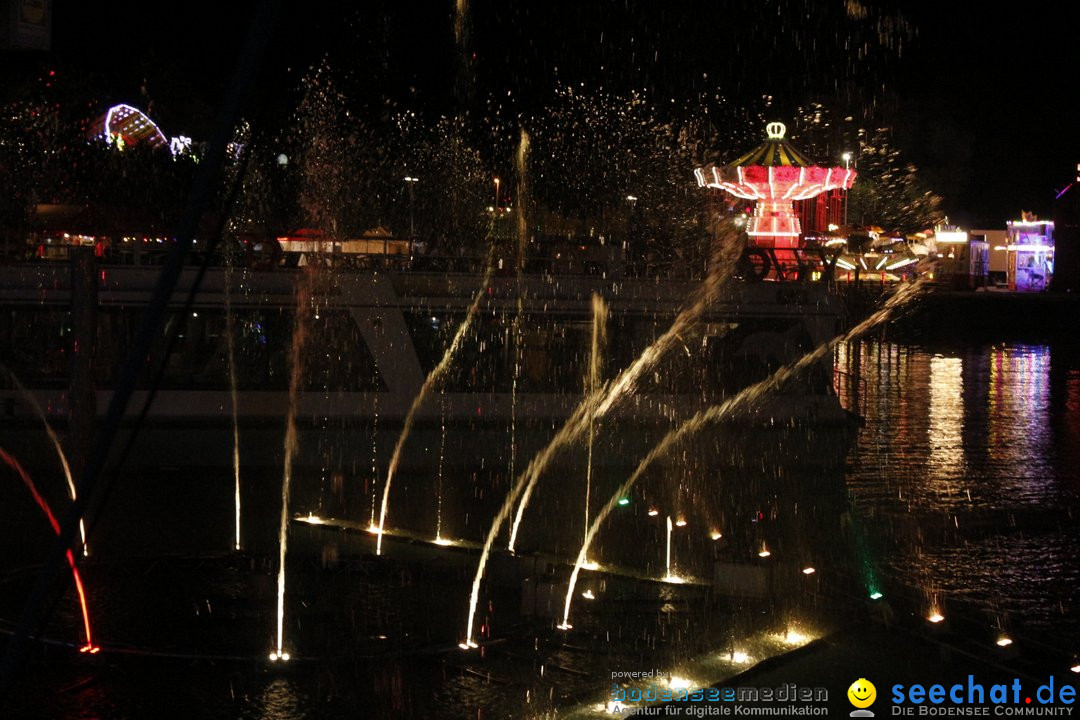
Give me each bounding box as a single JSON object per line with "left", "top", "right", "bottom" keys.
{"left": 271, "top": 266, "right": 315, "bottom": 662}
{"left": 375, "top": 244, "right": 495, "bottom": 555}
{"left": 558, "top": 278, "right": 929, "bottom": 628}
{"left": 0, "top": 447, "right": 96, "bottom": 653}
{"left": 581, "top": 293, "right": 607, "bottom": 566}
{"left": 224, "top": 257, "right": 242, "bottom": 551}
{"left": 506, "top": 129, "right": 530, "bottom": 516}
{"left": 465, "top": 236, "right": 741, "bottom": 647}
{"left": 1, "top": 364, "right": 87, "bottom": 557}
{"left": 434, "top": 393, "right": 447, "bottom": 544}
{"left": 505, "top": 234, "right": 740, "bottom": 553}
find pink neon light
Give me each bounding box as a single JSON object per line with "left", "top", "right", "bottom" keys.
{"left": 0, "top": 448, "right": 97, "bottom": 653}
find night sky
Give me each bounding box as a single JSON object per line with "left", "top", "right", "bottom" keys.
{"left": 11, "top": 0, "right": 1080, "bottom": 228}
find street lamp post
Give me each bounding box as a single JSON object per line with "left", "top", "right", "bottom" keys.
{"left": 841, "top": 152, "right": 852, "bottom": 229}
{"left": 404, "top": 176, "right": 419, "bottom": 241}
{"left": 494, "top": 177, "right": 501, "bottom": 213}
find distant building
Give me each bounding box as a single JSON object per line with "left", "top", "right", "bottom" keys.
{"left": 0, "top": 0, "right": 51, "bottom": 51}
{"left": 971, "top": 229, "right": 1008, "bottom": 286}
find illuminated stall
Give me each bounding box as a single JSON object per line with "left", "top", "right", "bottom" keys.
{"left": 1005, "top": 219, "right": 1054, "bottom": 292}
{"left": 932, "top": 228, "right": 989, "bottom": 290}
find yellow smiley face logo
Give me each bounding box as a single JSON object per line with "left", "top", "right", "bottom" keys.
{"left": 848, "top": 678, "right": 876, "bottom": 708}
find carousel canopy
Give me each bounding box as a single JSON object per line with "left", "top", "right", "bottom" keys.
{"left": 729, "top": 121, "right": 814, "bottom": 167}
{"left": 695, "top": 122, "right": 857, "bottom": 245}
{"left": 694, "top": 122, "right": 855, "bottom": 202}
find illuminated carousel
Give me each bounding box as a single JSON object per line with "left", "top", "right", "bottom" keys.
{"left": 695, "top": 122, "right": 856, "bottom": 280}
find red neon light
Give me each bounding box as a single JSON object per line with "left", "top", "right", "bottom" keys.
{"left": 0, "top": 448, "right": 97, "bottom": 653}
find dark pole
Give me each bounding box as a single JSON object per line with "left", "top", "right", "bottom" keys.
{"left": 1052, "top": 165, "right": 1080, "bottom": 292}
{"left": 68, "top": 246, "right": 97, "bottom": 490}
{"left": 406, "top": 178, "right": 417, "bottom": 239}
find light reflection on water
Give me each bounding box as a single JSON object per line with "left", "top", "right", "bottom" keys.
{"left": 928, "top": 355, "right": 964, "bottom": 496}
{"left": 842, "top": 340, "right": 1080, "bottom": 645}
{"left": 255, "top": 678, "right": 309, "bottom": 720}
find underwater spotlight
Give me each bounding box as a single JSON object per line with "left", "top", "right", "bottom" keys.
{"left": 782, "top": 629, "right": 812, "bottom": 645}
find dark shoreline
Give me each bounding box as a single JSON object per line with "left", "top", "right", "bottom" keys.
{"left": 849, "top": 288, "right": 1080, "bottom": 345}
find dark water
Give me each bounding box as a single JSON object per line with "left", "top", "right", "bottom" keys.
{"left": 840, "top": 339, "right": 1080, "bottom": 647}
{"left": 2, "top": 339, "right": 1079, "bottom": 718}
